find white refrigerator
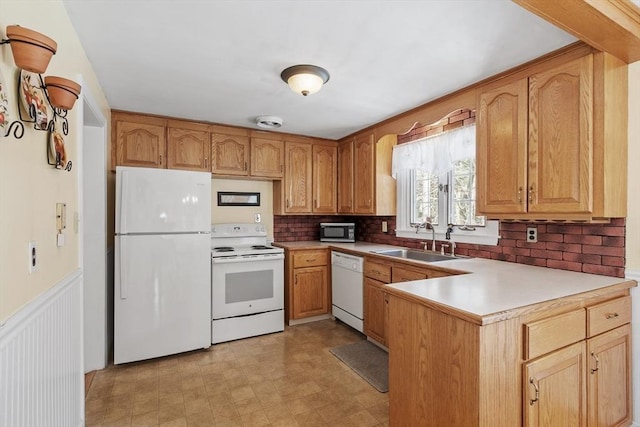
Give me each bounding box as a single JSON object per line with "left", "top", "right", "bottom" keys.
{"left": 114, "top": 166, "right": 211, "bottom": 364}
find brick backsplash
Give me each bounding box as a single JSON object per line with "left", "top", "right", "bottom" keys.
{"left": 355, "top": 217, "right": 626, "bottom": 278}
{"left": 274, "top": 215, "right": 625, "bottom": 277}
{"left": 273, "top": 215, "right": 352, "bottom": 241}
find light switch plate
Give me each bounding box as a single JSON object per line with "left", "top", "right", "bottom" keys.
{"left": 382, "top": 221, "right": 388, "bottom": 233}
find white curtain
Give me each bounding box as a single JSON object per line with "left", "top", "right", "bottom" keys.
{"left": 392, "top": 124, "right": 475, "bottom": 178}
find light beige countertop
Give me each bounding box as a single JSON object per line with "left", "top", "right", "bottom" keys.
{"left": 274, "top": 240, "right": 637, "bottom": 325}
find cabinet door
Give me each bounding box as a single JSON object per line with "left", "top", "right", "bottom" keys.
{"left": 364, "top": 277, "right": 387, "bottom": 345}
{"left": 338, "top": 139, "right": 354, "bottom": 213}
{"left": 292, "top": 266, "right": 328, "bottom": 319}
{"left": 476, "top": 78, "right": 528, "bottom": 214}
{"left": 284, "top": 142, "right": 313, "bottom": 213}
{"left": 524, "top": 341, "right": 587, "bottom": 427}
{"left": 211, "top": 133, "right": 250, "bottom": 176}
{"left": 353, "top": 133, "right": 375, "bottom": 214}
{"left": 528, "top": 55, "right": 593, "bottom": 214}
{"left": 251, "top": 138, "right": 284, "bottom": 178}
{"left": 115, "top": 120, "right": 166, "bottom": 168}
{"left": 312, "top": 144, "right": 337, "bottom": 213}
{"left": 587, "top": 324, "right": 632, "bottom": 427}
{"left": 167, "top": 124, "right": 209, "bottom": 171}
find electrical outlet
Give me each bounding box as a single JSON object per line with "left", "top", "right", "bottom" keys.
{"left": 254, "top": 213, "right": 261, "bottom": 223}
{"left": 28, "top": 241, "right": 37, "bottom": 274}
{"left": 382, "top": 221, "right": 388, "bottom": 233}
{"left": 526, "top": 227, "right": 538, "bottom": 243}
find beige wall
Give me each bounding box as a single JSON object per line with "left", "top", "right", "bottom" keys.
{"left": 0, "top": 0, "right": 110, "bottom": 322}
{"left": 627, "top": 61, "right": 640, "bottom": 269}
{"left": 211, "top": 178, "right": 274, "bottom": 238}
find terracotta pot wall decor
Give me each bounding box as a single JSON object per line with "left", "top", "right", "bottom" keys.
{"left": 44, "top": 76, "right": 81, "bottom": 110}
{"left": 5, "top": 25, "right": 57, "bottom": 74}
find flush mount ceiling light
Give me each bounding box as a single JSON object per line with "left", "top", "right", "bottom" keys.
{"left": 256, "top": 115, "right": 283, "bottom": 129}
{"left": 280, "top": 64, "right": 330, "bottom": 96}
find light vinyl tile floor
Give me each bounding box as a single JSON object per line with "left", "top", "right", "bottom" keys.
{"left": 85, "top": 320, "right": 389, "bottom": 427}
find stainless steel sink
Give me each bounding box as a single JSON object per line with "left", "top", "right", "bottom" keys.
{"left": 372, "top": 248, "right": 461, "bottom": 262}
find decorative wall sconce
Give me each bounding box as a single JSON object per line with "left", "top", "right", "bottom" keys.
{"left": 280, "top": 64, "right": 330, "bottom": 96}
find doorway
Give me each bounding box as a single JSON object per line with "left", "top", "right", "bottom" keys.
{"left": 78, "top": 80, "right": 109, "bottom": 372}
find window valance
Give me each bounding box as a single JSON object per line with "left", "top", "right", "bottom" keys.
{"left": 391, "top": 124, "right": 476, "bottom": 177}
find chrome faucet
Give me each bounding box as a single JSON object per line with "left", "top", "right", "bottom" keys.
{"left": 413, "top": 218, "right": 436, "bottom": 252}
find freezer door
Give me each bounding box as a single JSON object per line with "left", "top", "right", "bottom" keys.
{"left": 116, "top": 166, "right": 211, "bottom": 234}
{"left": 114, "top": 233, "right": 211, "bottom": 364}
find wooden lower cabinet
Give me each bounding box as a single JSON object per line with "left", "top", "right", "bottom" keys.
{"left": 587, "top": 324, "right": 632, "bottom": 427}
{"left": 524, "top": 342, "right": 588, "bottom": 427}
{"left": 285, "top": 249, "right": 330, "bottom": 322}
{"left": 386, "top": 290, "right": 633, "bottom": 427}
{"left": 364, "top": 277, "right": 387, "bottom": 345}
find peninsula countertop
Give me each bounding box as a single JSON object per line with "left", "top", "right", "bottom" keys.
{"left": 273, "top": 240, "right": 636, "bottom": 325}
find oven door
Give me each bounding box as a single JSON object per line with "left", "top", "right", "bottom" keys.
{"left": 211, "top": 254, "right": 284, "bottom": 319}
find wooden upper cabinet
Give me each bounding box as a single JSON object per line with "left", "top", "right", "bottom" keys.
{"left": 476, "top": 78, "right": 528, "bottom": 214}
{"left": 528, "top": 55, "right": 593, "bottom": 214}
{"left": 114, "top": 114, "right": 167, "bottom": 168}
{"left": 477, "top": 51, "right": 627, "bottom": 220}
{"left": 284, "top": 142, "right": 313, "bottom": 213}
{"left": 337, "top": 139, "right": 354, "bottom": 213}
{"left": 166, "top": 120, "right": 210, "bottom": 172}
{"left": 251, "top": 138, "right": 284, "bottom": 178}
{"left": 353, "top": 133, "right": 375, "bottom": 214}
{"left": 211, "top": 132, "right": 250, "bottom": 176}
{"left": 312, "top": 144, "right": 337, "bottom": 213}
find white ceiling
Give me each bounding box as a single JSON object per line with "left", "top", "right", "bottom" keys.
{"left": 62, "top": 0, "right": 576, "bottom": 140}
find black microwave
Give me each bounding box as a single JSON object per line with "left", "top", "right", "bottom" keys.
{"left": 320, "top": 223, "right": 355, "bottom": 242}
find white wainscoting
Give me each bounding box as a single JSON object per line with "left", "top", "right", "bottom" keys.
{"left": 626, "top": 269, "right": 640, "bottom": 427}
{"left": 0, "top": 269, "right": 84, "bottom": 427}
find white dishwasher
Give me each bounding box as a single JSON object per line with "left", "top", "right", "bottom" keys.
{"left": 331, "top": 251, "right": 364, "bottom": 332}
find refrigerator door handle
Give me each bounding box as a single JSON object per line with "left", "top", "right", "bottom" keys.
{"left": 119, "top": 237, "right": 127, "bottom": 299}
{"left": 119, "top": 169, "right": 129, "bottom": 234}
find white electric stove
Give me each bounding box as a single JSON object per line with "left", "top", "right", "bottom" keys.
{"left": 210, "top": 223, "right": 284, "bottom": 344}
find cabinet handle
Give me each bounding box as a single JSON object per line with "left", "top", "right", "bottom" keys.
{"left": 286, "top": 199, "right": 290, "bottom": 208}
{"left": 244, "top": 162, "right": 247, "bottom": 171}
{"left": 528, "top": 185, "right": 534, "bottom": 202}
{"left": 159, "top": 153, "right": 163, "bottom": 165}
{"left": 306, "top": 258, "right": 316, "bottom": 263}
{"left": 605, "top": 312, "right": 619, "bottom": 319}
{"left": 517, "top": 187, "right": 523, "bottom": 203}
{"left": 204, "top": 158, "right": 208, "bottom": 168}
{"left": 590, "top": 352, "right": 600, "bottom": 374}
{"left": 314, "top": 199, "right": 318, "bottom": 208}
{"left": 529, "top": 378, "right": 539, "bottom": 406}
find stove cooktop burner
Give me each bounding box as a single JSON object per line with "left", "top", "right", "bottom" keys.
{"left": 251, "top": 245, "right": 272, "bottom": 250}
{"left": 214, "top": 246, "right": 235, "bottom": 252}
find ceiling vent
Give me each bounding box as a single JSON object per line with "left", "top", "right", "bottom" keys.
{"left": 256, "top": 115, "right": 283, "bottom": 129}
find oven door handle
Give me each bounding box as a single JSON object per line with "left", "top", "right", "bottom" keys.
{"left": 212, "top": 253, "right": 285, "bottom": 264}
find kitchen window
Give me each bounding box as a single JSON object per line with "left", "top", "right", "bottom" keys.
{"left": 393, "top": 124, "right": 499, "bottom": 245}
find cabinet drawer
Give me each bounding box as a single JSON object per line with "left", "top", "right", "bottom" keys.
{"left": 587, "top": 296, "right": 631, "bottom": 337}
{"left": 364, "top": 261, "right": 391, "bottom": 282}
{"left": 292, "top": 250, "right": 328, "bottom": 268}
{"left": 524, "top": 309, "right": 586, "bottom": 360}
{"left": 392, "top": 267, "right": 427, "bottom": 283}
